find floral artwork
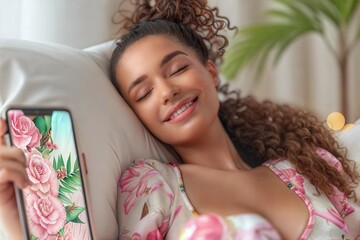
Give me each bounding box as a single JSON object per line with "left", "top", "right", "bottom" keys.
{"left": 8, "top": 110, "right": 91, "bottom": 240}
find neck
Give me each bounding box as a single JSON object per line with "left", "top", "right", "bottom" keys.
{"left": 173, "top": 117, "right": 250, "bottom": 171}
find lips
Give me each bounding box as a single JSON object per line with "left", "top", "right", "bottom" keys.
{"left": 163, "top": 96, "right": 198, "bottom": 122}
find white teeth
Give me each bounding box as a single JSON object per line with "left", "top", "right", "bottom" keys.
{"left": 169, "top": 101, "right": 193, "bottom": 120}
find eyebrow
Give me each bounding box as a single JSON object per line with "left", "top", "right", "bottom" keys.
{"left": 160, "top": 50, "right": 188, "bottom": 67}
{"left": 127, "top": 50, "right": 188, "bottom": 95}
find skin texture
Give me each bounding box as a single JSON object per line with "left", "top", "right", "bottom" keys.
{"left": 115, "top": 35, "right": 309, "bottom": 239}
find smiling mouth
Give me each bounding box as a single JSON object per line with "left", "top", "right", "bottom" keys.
{"left": 164, "top": 96, "right": 198, "bottom": 122}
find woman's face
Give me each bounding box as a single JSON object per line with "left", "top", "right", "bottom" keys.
{"left": 115, "top": 35, "right": 220, "bottom": 146}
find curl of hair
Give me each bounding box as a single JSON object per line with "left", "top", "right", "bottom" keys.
{"left": 113, "top": 0, "right": 236, "bottom": 64}
{"left": 218, "top": 84, "right": 360, "bottom": 199}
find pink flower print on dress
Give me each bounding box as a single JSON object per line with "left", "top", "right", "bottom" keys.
{"left": 315, "top": 208, "right": 350, "bottom": 235}
{"left": 120, "top": 161, "right": 161, "bottom": 214}
{"left": 179, "top": 214, "right": 228, "bottom": 240}
{"left": 315, "top": 148, "right": 354, "bottom": 218}
{"left": 146, "top": 228, "right": 163, "bottom": 240}
{"left": 120, "top": 230, "right": 143, "bottom": 240}
{"left": 26, "top": 193, "right": 66, "bottom": 240}
{"left": 326, "top": 188, "right": 354, "bottom": 218}
{"left": 25, "top": 149, "right": 59, "bottom": 197}
{"left": 131, "top": 233, "right": 142, "bottom": 240}
{"left": 142, "top": 209, "right": 171, "bottom": 240}
{"left": 235, "top": 224, "right": 280, "bottom": 240}
{"left": 315, "top": 148, "right": 343, "bottom": 171}
{"left": 280, "top": 168, "right": 305, "bottom": 194}
{"left": 9, "top": 110, "right": 41, "bottom": 151}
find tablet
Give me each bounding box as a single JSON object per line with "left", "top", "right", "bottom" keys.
{"left": 5, "top": 107, "right": 94, "bottom": 240}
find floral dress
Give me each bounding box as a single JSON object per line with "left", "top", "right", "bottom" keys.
{"left": 117, "top": 149, "right": 357, "bottom": 240}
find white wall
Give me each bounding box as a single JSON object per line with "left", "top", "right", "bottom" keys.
{"left": 0, "top": 0, "right": 121, "bottom": 48}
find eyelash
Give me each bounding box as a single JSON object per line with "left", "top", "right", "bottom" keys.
{"left": 170, "top": 65, "right": 188, "bottom": 76}
{"left": 135, "top": 65, "right": 189, "bottom": 102}
{"left": 136, "top": 88, "right": 153, "bottom": 102}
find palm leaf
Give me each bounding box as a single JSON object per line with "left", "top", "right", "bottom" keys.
{"left": 273, "top": 0, "right": 319, "bottom": 25}
{"left": 66, "top": 154, "right": 72, "bottom": 175}
{"left": 59, "top": 169, "right": 81, "bottom": 194}
{"left": 58, "top": 192, "right": 73, "bottom": 205}
{"left": 221, "top": 0, "right": 360, "bottom": 80}
{"left": 65, "top": 206, "right": 85, "bottom": 224}
{"left": 330, "top": 0, "right": 359, "bottom": 23}
{"left": 60, "top": 178, "right": 78, "bottom": 192}
{"left": 222, "top": 22, "right": 318, "bottom": 80}
{"left": 297, "top": 0, "right": 340, "bottom": 26}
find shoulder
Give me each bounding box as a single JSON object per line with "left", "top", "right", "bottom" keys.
{"left": 119, "top": 159, "right": 181, "bottom": 204}
{"left": 263, "top": 148, "right": 343, "bottom": 170}
{"left": 118, "top": 159, "right": 185, "bottom": 239}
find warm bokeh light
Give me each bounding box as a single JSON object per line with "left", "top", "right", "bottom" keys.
{"left": 327, "top": 112, "right": 345, "bottom": 130}
{"left": 342, "top": 123, "right": 355, "bottom": 131}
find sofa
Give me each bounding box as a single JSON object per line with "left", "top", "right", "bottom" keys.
{"left": 0, "top": 39, "right": 359, "bottom": 239}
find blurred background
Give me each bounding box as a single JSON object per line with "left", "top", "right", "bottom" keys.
{"left": 0, "top": 0, "right": 359, "bottom": 122}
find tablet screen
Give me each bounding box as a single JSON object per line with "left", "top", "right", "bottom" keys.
{"left": 7, "top": 108, "right": 93, "bottom": 240}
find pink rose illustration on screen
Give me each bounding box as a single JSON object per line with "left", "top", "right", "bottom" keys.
{"left": 9, "top": 110, "right": 41, "bottom": 151}
{"left": 25, "top": 193, "right": 66, "bottom": 240}
{"left": 26, "top": 149, "right": 59, "bottom": 197}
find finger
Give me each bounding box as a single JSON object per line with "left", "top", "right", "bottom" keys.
{"left": 0, "top": 147, "right": 26, "bottom": 166}
{"left": 0, "top": 118, "right": 7, "bottom": 136}
{"left": 0, "top": 118, "right": 8, "bottom": 146}
{"left": 0, "top": 168, "right": 29, "bottom": 190}
{"left": 0, "top": 182, "right": 15, "bottom": 205}
{"left": 0, "top": 157, "right": 28, "bottom": 179}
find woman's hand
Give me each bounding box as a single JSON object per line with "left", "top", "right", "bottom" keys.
{"left": 0, "top": 118, "right": 28, "bottom": 239}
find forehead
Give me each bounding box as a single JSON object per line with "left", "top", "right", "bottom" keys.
{"left": 120, "top": 35, "right": 196, "bottom": 65}
{"left": 115, "top": 35, "right": 198, "bottom": 86}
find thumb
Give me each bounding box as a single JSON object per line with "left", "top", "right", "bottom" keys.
{"left": 0, "top": 118, "right": 8, "bottom": 146}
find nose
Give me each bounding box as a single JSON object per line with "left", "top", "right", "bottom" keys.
{"left": 159, "top": 80, "right": 180, "bottom": 105}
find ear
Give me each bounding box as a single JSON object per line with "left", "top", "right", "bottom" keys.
{"left": 206, "top": 60, "right": 220, "bottom": 88}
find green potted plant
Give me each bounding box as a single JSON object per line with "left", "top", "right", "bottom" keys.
{"left": 221, "top": 0, "right": 360, "bottom": 120}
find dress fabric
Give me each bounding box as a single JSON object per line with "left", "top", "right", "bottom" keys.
{"left": 117, "top": 148, "right": 355, "bottom": 240}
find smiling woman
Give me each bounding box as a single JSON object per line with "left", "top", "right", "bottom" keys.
{"left": 114, "top": 34, "right": 220, "bottom": 146}
{"left": 108, "top": 0, "right": 360, "bottom": 239}
{"left": 0, "top": 0, "right": 359, "bottom": 239}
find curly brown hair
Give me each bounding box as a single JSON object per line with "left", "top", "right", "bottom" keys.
{"left": 111, "top": 0, "right": 359, "bottom": 199}
{"left": 113, "top": 0, "right": 235, "bottom": 64}
{"left": 218, "top": 85, "right": 359, "bottom": 199}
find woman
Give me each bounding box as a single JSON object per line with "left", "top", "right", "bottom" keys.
{"left": 0, "top": 0, "right": 359, "bottom": 240}
{"left": 109, "top": 0, "right": 359, "bottom": 239}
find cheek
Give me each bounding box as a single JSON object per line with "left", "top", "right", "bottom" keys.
{"left": 132, "top": 103, "right": 159, "bottom": 131}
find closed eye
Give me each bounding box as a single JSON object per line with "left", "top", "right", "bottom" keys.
{"left": 170, "top": 65, "right": 188, "bottom": 77}
{"left": 136, "top": 88, "right": 153, "bottom": 102}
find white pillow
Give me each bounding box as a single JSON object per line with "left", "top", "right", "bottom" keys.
{"left": 0, "top": 39, "right": 178, "bottom": 239}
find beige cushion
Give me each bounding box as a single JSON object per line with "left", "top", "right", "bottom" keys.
{"left": 0, "top": 39, "right": 178, "bottom": 239}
